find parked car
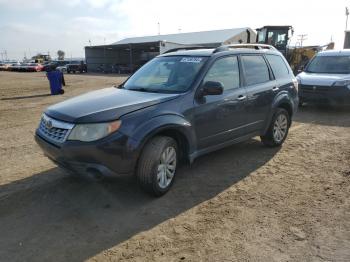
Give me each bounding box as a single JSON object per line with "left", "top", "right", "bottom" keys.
{"left": 67, "top": 61, "right": 87, "bottom": 73}
{"left": 297, "top": 50, "right": 350, "bottom": 106}
{"left": 8, "top": 63, "right": 21, "bottom": 71}
{"left": 19, "top": 63, "right": 44, "bottom": 72}
{"left": 57, "top": 65, "right": 67, "bottom": 73}
{"left": 42, "top": 61, "right": 68, "bottom": 72}
{"left": 35, "top": 44, "right": 298, "bottom": 196}
{"left": 0, "top": 63, "right": 6, "bottom": 71}
{"left": 42, "top": 62, "right": 53, "bottom": 72}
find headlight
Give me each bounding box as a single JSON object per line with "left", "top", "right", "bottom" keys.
{"left": 333, "top": 79, "right": 350, "bottom": 90}
{"left": 68, "top": 120, "right": 121, "bottom": 142}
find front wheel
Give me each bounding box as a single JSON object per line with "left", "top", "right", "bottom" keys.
{"left": 261, "top": 108, "right": 290, "bottom": 147}
{"left": 137, "top": 136, "right": 178, "bottom": 197}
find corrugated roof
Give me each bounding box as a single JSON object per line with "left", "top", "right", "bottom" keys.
{"left": 112, "top": 27, "right": 250, "bottom": 45}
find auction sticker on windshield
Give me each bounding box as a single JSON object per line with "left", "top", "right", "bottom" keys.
{"left": 180, "top": 57, "right": 203, "bottom": 63}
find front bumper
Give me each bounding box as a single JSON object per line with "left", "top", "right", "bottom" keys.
{"left": 299, "top": 85, "right": 350, "bottom": 105}
{"left": 35, "top": 131, "right": 138, "bottom": 177}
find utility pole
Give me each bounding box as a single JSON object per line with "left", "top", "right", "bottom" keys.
{"left": 297, "top": 34, "right": 307, "bottom": 47}
{"left": 158, "top": 22, "right": 160, "bottom": 35}
{"left": 346, "top": 7, "right": 349, "bottom": 30}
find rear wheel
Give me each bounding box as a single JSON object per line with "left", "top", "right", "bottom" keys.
{"left": 261, "top": 108, "right": 290, "bottom": 147}
{"left": 137, "top": 136, "right": 178, "bottom": 197}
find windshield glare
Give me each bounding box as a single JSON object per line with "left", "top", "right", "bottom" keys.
{"left": 306, "top": 55, "right": 350, "bottom": 74}
{"left": 123, "top": 56, "right": 208, "bottom": 93}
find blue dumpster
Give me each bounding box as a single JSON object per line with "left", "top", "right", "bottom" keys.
{"left": 47, "top": 70, "right": 64, "bottom": 95}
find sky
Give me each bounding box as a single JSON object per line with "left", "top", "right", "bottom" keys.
{"left": 0, "top": 0, "right": 349, "bottom": 60}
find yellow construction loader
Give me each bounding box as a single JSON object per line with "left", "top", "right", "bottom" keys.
{"left": 256, "top": 26, "right": 334, "bottom": 74}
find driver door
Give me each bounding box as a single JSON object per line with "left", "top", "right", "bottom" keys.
{"left": 193, "top": 56, "right": 248, "bottom": 150}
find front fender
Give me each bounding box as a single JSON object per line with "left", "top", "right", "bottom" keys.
{"left": 126, "top": 114, "right": 196, "bottom": 158}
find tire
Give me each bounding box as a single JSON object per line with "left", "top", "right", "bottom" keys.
{"left": 137, "top": 136, "right": 178, "bottom": 197}
{"left": 260, "top": 108, "right": 290, "bottom": 147}
{"left": 67, "top": 70, "right": 71, "bottom": 74}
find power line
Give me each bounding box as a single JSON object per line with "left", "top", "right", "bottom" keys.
{"left": 297, "top": 34, "right": 308, "bottom": 47}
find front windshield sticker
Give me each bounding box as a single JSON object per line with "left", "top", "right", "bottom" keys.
{"left": 180, "top": 57, "right": 203, "bottom": 63}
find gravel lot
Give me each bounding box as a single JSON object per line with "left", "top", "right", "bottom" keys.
{"left": 0, "top": 71, "right": 349, "bottom": 262}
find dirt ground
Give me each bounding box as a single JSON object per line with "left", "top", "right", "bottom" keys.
{"left": 0, "top": 71, "right": 349, "bottom": 262}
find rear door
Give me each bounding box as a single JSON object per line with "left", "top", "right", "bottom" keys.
{"left": 240, "top": 54, "right": 276, "bottom": 133}
{"left": 265, "top": 53, "right": 294, "bottom": 95}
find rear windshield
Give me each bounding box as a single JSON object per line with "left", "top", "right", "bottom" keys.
{"left": 306, "top": 55, "right": 350, "bottom": 74}
{"left": 123, "top": 56, "right": 208, "bottom": 93}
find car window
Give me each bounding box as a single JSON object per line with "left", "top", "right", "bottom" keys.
{"left": 203, "top": 56, "right": 240, "bottom": 91}
{"left": 267, "top": 30, "right": 287, "bottom": 47}
{"left": 241, "top": 55, "right": 270, "bottom": 85}
{"left": 266, "top": 54, "right": 290, "bottom": 79}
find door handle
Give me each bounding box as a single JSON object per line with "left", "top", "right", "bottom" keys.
{"left": 272, "top": 87, "right": 279, "bottom": 92}
{"left": 237, "top": 95, "right": 246, "bottom": 101}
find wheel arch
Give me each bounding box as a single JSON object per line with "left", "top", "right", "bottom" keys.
{"left": 129, "top": 114, "right": 196, "bottom": 164}
{"left": 263, "top": 93, "right": 294, "bottom": 134}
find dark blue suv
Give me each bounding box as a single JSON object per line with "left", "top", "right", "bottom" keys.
{"left": 35, "top": 44, "right": 299, "bottom": 196}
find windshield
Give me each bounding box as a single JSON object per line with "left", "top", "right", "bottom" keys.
{"left": 123, "top": 56, "right": 208, "bottom": 93}
{"left": 306, "top": 55, "right": 350, "bottom": 74}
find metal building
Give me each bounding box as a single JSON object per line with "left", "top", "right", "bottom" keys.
{"left": 85, "top": 27, "right": 256, "bottom": 73}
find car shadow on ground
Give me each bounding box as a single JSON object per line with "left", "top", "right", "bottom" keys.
{"left": 0, "top": 139, "right": 279, "bottom": 262}
{"left": 294, "top": 104, "right": 350, "bottom": 127}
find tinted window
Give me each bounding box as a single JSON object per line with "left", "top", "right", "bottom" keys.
{"left": 266, "top": 54, "right": 290, "bottom": 79}
{"left": 203, "top": 56, "right": 240, "bottom": 90}
{"left": 241, "top": 55, "right": 270, "bottom": 85}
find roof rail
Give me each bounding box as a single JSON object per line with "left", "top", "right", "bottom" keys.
{"left": 163, "top": 46, "right": 206, "bottom": 54}
{"left": 213, "top": 44, "right": 277, "bottom": 53}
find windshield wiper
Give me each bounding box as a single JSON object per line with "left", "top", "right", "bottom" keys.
{"left": 127, "top": 88, "right": 160, "bottom": 93}
{"left": 114, "top": 83, "right": 124, "bottom": 89}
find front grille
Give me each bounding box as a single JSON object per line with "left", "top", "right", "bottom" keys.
{"left": 300, "top": 84, "right": 331, "bottom": 92}
{"left": 38, "top": 114, "right": 74, "bottom": 143}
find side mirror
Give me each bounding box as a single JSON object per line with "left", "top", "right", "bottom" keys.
{"left": 201, "top": 81, "right": 224, "bottom": 96}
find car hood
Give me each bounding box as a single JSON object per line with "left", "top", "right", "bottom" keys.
{"left": 45, "top": 87, "right": 180, "bottom": 123}
{"left": 297, "top": 72, "right": 350, "bottom": 86}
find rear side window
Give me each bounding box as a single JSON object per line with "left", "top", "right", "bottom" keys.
{"left": 266, "top": 54, "right": 290, "bottom": 79}
{"left": 203, "top": 56, "right": 240, "bottom": 90}
{"left": 241, "top": 55, "right": 270, "bottom": 85}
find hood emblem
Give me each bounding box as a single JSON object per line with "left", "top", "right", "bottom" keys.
{"left": 45, "top": 119, "right": 53, "bottom": 129}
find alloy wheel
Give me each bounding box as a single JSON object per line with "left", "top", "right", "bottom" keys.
{"left": 157, "top": 146, "right": 177, "bottom": 189}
